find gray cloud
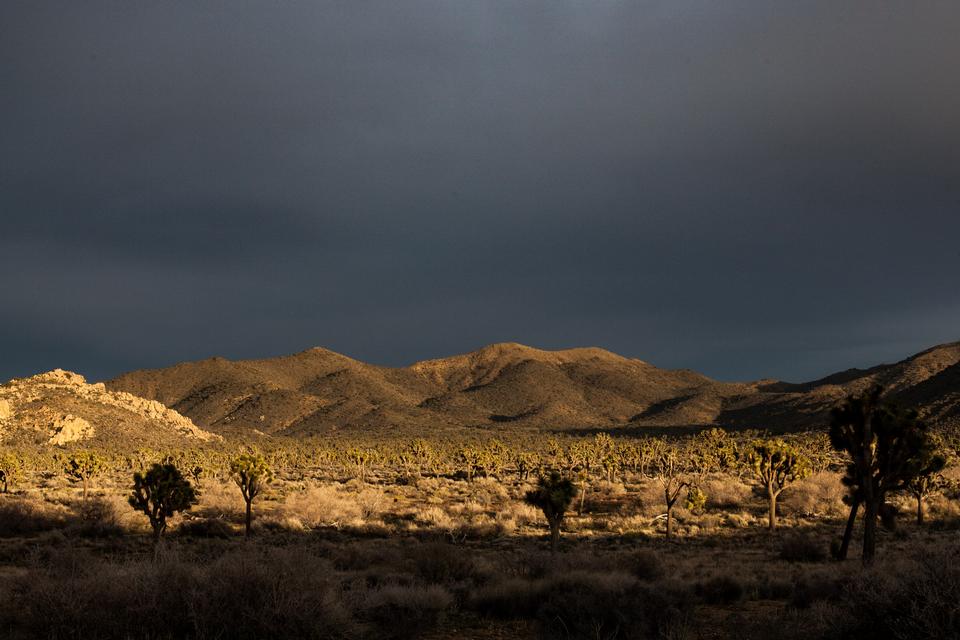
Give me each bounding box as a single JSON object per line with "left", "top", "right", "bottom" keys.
{"left": 2, "top": 1, "right": 959, "bottom": 383}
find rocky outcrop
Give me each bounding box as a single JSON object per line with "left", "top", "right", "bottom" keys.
{"left": 0, "top": 369, "right": 220, "bottom": 447}
{"left": 46, "top": 413, "right": 95, "bottom": 445}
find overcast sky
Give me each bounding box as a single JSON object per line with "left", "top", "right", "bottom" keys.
{"left": 2, "top": 2, "right": 959, "bottom": 383}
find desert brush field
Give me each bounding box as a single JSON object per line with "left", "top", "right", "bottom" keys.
{"left": 0, "top": 425, "right": 958, "bottom": 640}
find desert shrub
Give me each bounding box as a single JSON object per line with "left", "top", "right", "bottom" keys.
{"left": 329, "top": 542, "right": 404, "bottom": 572}
{"left": 281, "top": 484, "right": 362, "bottom": 527}
{"left": 13, "top": 546, "right": 356, "bottom": 640}
{"left": 751, "top": 576, "right": 795, "bottom": 600}
{"left": 252, "top": 515, "right": 306, "bottom": 533}
{"left": 409, "top": 542, "right": 478, "bottom": 585}
{"left": 177, "top": 517, "right": 234, "bottom": 538}
{"left": 695, "top": 575, "right": 743, "bottom": 604}
{"left": 470, "top": 577, "right": 544, "bottom": 619}
{"left": 694, "top": 513, "right": 721, "bottom": 533}
{"left": 684, "top": 486, "right": 707, "bottom": 514}
{"left": 15, "top": 555, "right": 199, "bottom": 638}
{"left": 494, "top": 513, "right": 518, "bottom": 535}
{"left": 837, "top": 548, "right": 960, "bottom": 639}
{"left": 360, "top": 584, "right": 453, "bottom": 639}
{"left": 504, "top": 501, "right": 542, "bottom": 525}
{"left": 452, "top": 515, "right": 510, "bottom": 540}
{"left": 0, "top": 497, "right": 68, "bottom": 536}
{"left": 193, "top": 480, "right": 242, "bottom": 520}
{"left": 535, "top": 571, "right": 689, "bottom": 640}
{"left": 744, "top": 600, "right": 845, "bottom": 640}
{"left": 356, "top": 487, "right": 384, "bottom": 521}
{"left": 702, "top": 476, "right": 753, "bottom": 510}
{"left": 415, "top": 506, "right": 454, "bottom": 530}
{"left": 629, "top": 549, "right": 666, "bottom": 581}
{"left": 593, "top": 480, "right": 627, "bottom": 498}
{"left": 473, "top": 569, "right": 689, "bottom": 639}
{"left": 67, "top": 497, "right": 124, "bottom": 538}
{"left": 789, "top": 571, "right": 846, "bottom": 610}
{"left": 193, "top": 548, "right": 352, "bottom": 639}
{"left": 633, "top": 480, "right": 665, "bottom": 516}
{"left": 926, "top": 492, "right": 960, "bottom": 522}
{"left": 780, "top": 531, "right": 827, "bottom": 563}
{"left": 469, "top": 477, "right": 510, "bottom": 505}
{"left": 725, "top": 512, "right": 755, "bottom": 529}
{"left": 782, "top": 471, "right": 846, "bottom": 518}
{"left": 449, "top": 500, "right": 486, "bottom": 517}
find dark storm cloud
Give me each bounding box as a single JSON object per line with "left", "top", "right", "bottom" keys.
{"left": 2, "top": 1, "right": 959, "bottom": 383}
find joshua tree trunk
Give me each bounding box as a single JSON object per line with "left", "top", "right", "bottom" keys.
{"left": 577, "top": 479, "right": 587, "bottom": 516}
{"left": 916, "top": 494, "right": 924, "bottom": 526}
{"left": 549, "top": 518, "right": 561, "bottom": 552}
{"left": 244, "top": 499, "right": 253, "bottom": 537}
{"left": 862, "top": 497, "right": 880, "bottom": 565}
{"left": 666, "top": 504, "right": 674, "bottom": 539}
{"left": 768, "top": 489, "right": 778, "bottom": 531}
{"left": 836, "top": 498, "right": 860, "bottom": 560}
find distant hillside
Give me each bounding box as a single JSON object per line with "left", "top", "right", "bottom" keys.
{"left": 105, "top": 343, "right": 751, "bottom": 436}
{"left": 717, "top": 342, "right": 960, "bottom": 430}
{"left": 104, "top": 340, "right": 960, "bottom": 438}
{"left": 0, "top": 369, "right": 220, "bottom": 448}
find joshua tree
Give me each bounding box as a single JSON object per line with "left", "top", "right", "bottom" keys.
{"left": 188, "top": 465, "right": 204, "bottom": 490}
{"left": 652, "top": 442, "right": 691, "bottom": 539}
{"left": 484, "top": 439, "right": 509, "bottom": 477}
{"left": 64, "top": 450, "right": 107, "bottom": 501}
{"left": 129, "top": 463, "right": 198, "bottom": 542}
{"left": 567, "top": 440, "right": 593, "bottom": 514}
{"left": 524, "top": 471, "right": 578, "bottom": 552}
{"left": 692, "top": 428, "right": 739, "bottom": 476}
{"left": 830, "top": 386, "right": 939, "bottom": 564}
{"left": 0, "top": 450, "right": 24, "bottom": 493}
{"left": 407, "top": 439, "right": 434, "bottom": 477}
{"left": 513, "top": 450, "right": 539, "bottom": 481}
{"left": 230, "top": 453, "right": 274, "bottom": 536}
{"left": 904, "top": 447, "right": 948, "bottom": 525}
{"left": 455, "top": 445, "right": 484, "bottom": 482}
{"left": 345, "top": 447, "right": 376, "bottom": 483}
{"left": 745, "top": 439, "right": 811, "bottom": 530}
{"left": 574, "top": 467, "right": 589, "bottom": 516}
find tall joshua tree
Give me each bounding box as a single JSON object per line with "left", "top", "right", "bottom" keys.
{"left": 745, "top": 439, "right": 811, "bottom": 530}
{"left": 230, "top": 453, "right": 273, "bottom": 537}
{"left": 64, "top": 450, "right": 107, "bottom": 501}
{"left": 652, "top": 441, "right": 691, "bottom": 540}
{"left": 129, "top": 463, "right": 198, "bottom": 543}
{"left": 830, "top": 386, "right": 938, "bottom": 564}
{"left": 524, "top": 471, "right": 577, "bottom": 552}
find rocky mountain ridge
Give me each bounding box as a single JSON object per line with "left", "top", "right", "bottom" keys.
{"left": 0, "top": 369, "right": 220, "bottom": 447}
{"left": 103, "top": 340, "right": 960, "bottom": 437}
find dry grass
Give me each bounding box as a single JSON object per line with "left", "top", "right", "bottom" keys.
{"left": 782, "top": 471, "right": 847, "bottom": 518}
{"left": 2, "top": 463, "right": 959, "bottom": 639}
{"left": 280, "top": 483, "right": 364, "bottom": 528}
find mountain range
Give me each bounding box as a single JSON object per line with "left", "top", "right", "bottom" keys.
{"left": 100, "top": 341, "right": 960, "bottom": 438}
